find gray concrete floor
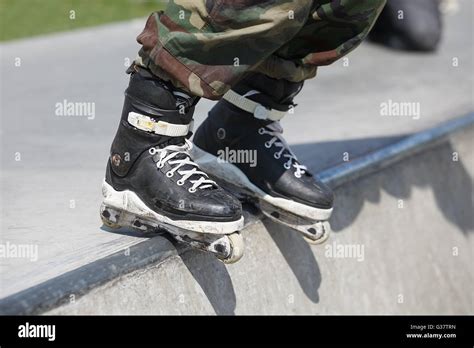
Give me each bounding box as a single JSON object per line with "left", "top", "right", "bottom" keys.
{"left": 1, "top": 0, "right": 473, "bottom": 299}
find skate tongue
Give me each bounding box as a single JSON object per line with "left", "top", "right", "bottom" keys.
{"left": 155, "top": 140, "right": 218, "bottom": 190}
{"left": 263, "top": 122, "right": 312, "bottom": 178}
{"left": 157, "top": 136, "right": 186, "bottom": 148}
{"left": 266, "top": 121, "right": 283, "bottom": 133}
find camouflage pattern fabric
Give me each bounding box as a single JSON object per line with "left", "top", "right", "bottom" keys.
{"left": 136, "top": 0, "right": 386, "bottom": 99}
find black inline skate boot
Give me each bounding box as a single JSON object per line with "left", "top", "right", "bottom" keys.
{"left": 193, "top": 73, "right": 333, "bottom": 244}
{"left": 100, "top": 64, "right": 244, "bottom": 263}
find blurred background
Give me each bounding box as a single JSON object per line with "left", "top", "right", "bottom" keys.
{"left": 0, "top": 0, "right": 166, "bottom": 41}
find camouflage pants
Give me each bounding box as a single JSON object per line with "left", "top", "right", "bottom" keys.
{"left": 136, "top": 0, "right": 386, "bottom": 100}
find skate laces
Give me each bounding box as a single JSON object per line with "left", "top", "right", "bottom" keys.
{"left": 149, "top": 139, "right": 216, "bottom": 192}
{"left": 258, "top": 122, "right": 308, "bottom": 178}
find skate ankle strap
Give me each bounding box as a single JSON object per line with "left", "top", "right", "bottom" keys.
{"left": 223, "top": 89, "right": 287, "bottom": 121}
{"left": 128, "top": 112, "right": 193, "bottom": 137}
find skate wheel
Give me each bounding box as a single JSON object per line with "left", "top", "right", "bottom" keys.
{"left": 304, "top": 221, "right": 331, "bottom": 245}
{"left": 221, "top": 232, "right": 244, "bottom": 264}
{"left": 100, "top": 204, "right": 122, "bottom": 229}
{"left": 100, "top": 215, "right": 121, "bottom": 229}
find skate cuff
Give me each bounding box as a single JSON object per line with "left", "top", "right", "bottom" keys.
{"left": 127, "top": 112, "right": 193, "bottom": 137}
{"left": 223, "top": 90, "right": 286, "bottom": 121}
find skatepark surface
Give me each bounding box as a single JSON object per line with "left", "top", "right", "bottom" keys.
{"left": 0, "top": 0, "right": 472, "bottom": 314}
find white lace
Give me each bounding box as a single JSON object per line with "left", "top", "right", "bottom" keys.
{"left": 258, "top": 122, "right": 307, "bottom": 178}
{"left": 149, "top": 139, "right": 216, "bottom": 192}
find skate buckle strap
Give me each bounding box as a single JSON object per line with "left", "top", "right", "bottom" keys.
{"left": 128, "top": 112, "right": 193, "bottom": 137}
{"left": 223, "top": 89, "right": 286, "bottom": 121}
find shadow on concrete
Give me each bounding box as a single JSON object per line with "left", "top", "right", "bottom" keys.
{"left": 100, "top": 226, "right": 238, "bottom": 314}
{"left": 293, "top": 137, "right": 474, "bottom": 235}
{"left": 178, "top": 244, "right": 237, "bottom": 315}
{"left": 293, "top": 135, "right": 405, "bottom": 173}
{"left": 263, "top": 219, "right": 322, "bottom": 303}
{"left": 257, "top": 134, "right": 472, "bottom": 304}
{"left": 100, "top": 132, "right": 472, "bottom": 311}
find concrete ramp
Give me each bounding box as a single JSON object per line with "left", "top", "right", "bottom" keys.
{"left": 0, "top": 1, "right": 472, "bottom": 314}
{"left": 2, "top": 116, "right": 472, "bottom": 315}
{"left": 51, "top": 120, "right": 474, "bottom": 315}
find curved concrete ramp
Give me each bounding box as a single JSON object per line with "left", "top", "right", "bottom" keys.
{"left": 35, "top": 120, "right": 471, "bottom": 315}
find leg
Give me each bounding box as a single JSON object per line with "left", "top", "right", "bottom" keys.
{"left": 101, "top": 66, "right": 245, "bottom": 262}
{"left": 102, "top": 1, "right": 323, "bottom": 262}
{"left": 193, "top": 0, "right": 386, "bottom": 243}
{"left": 256, "top": 0, "right": 387, "bottom": 81}
{"left": 135, "top": 0, "right": 315, "bottom": 99}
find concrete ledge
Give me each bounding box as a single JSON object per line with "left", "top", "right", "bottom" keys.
{"left": 0, "top": 205, "right": 261, "bottom": 315}
{"left": 319, "top": 113, "right": 474, "bottom": 188}
{"left": 0, "top": 236, "right": 177, "bottom": 315}
{"left": 1, "top": 113, "right": 472, "bottom": 315}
